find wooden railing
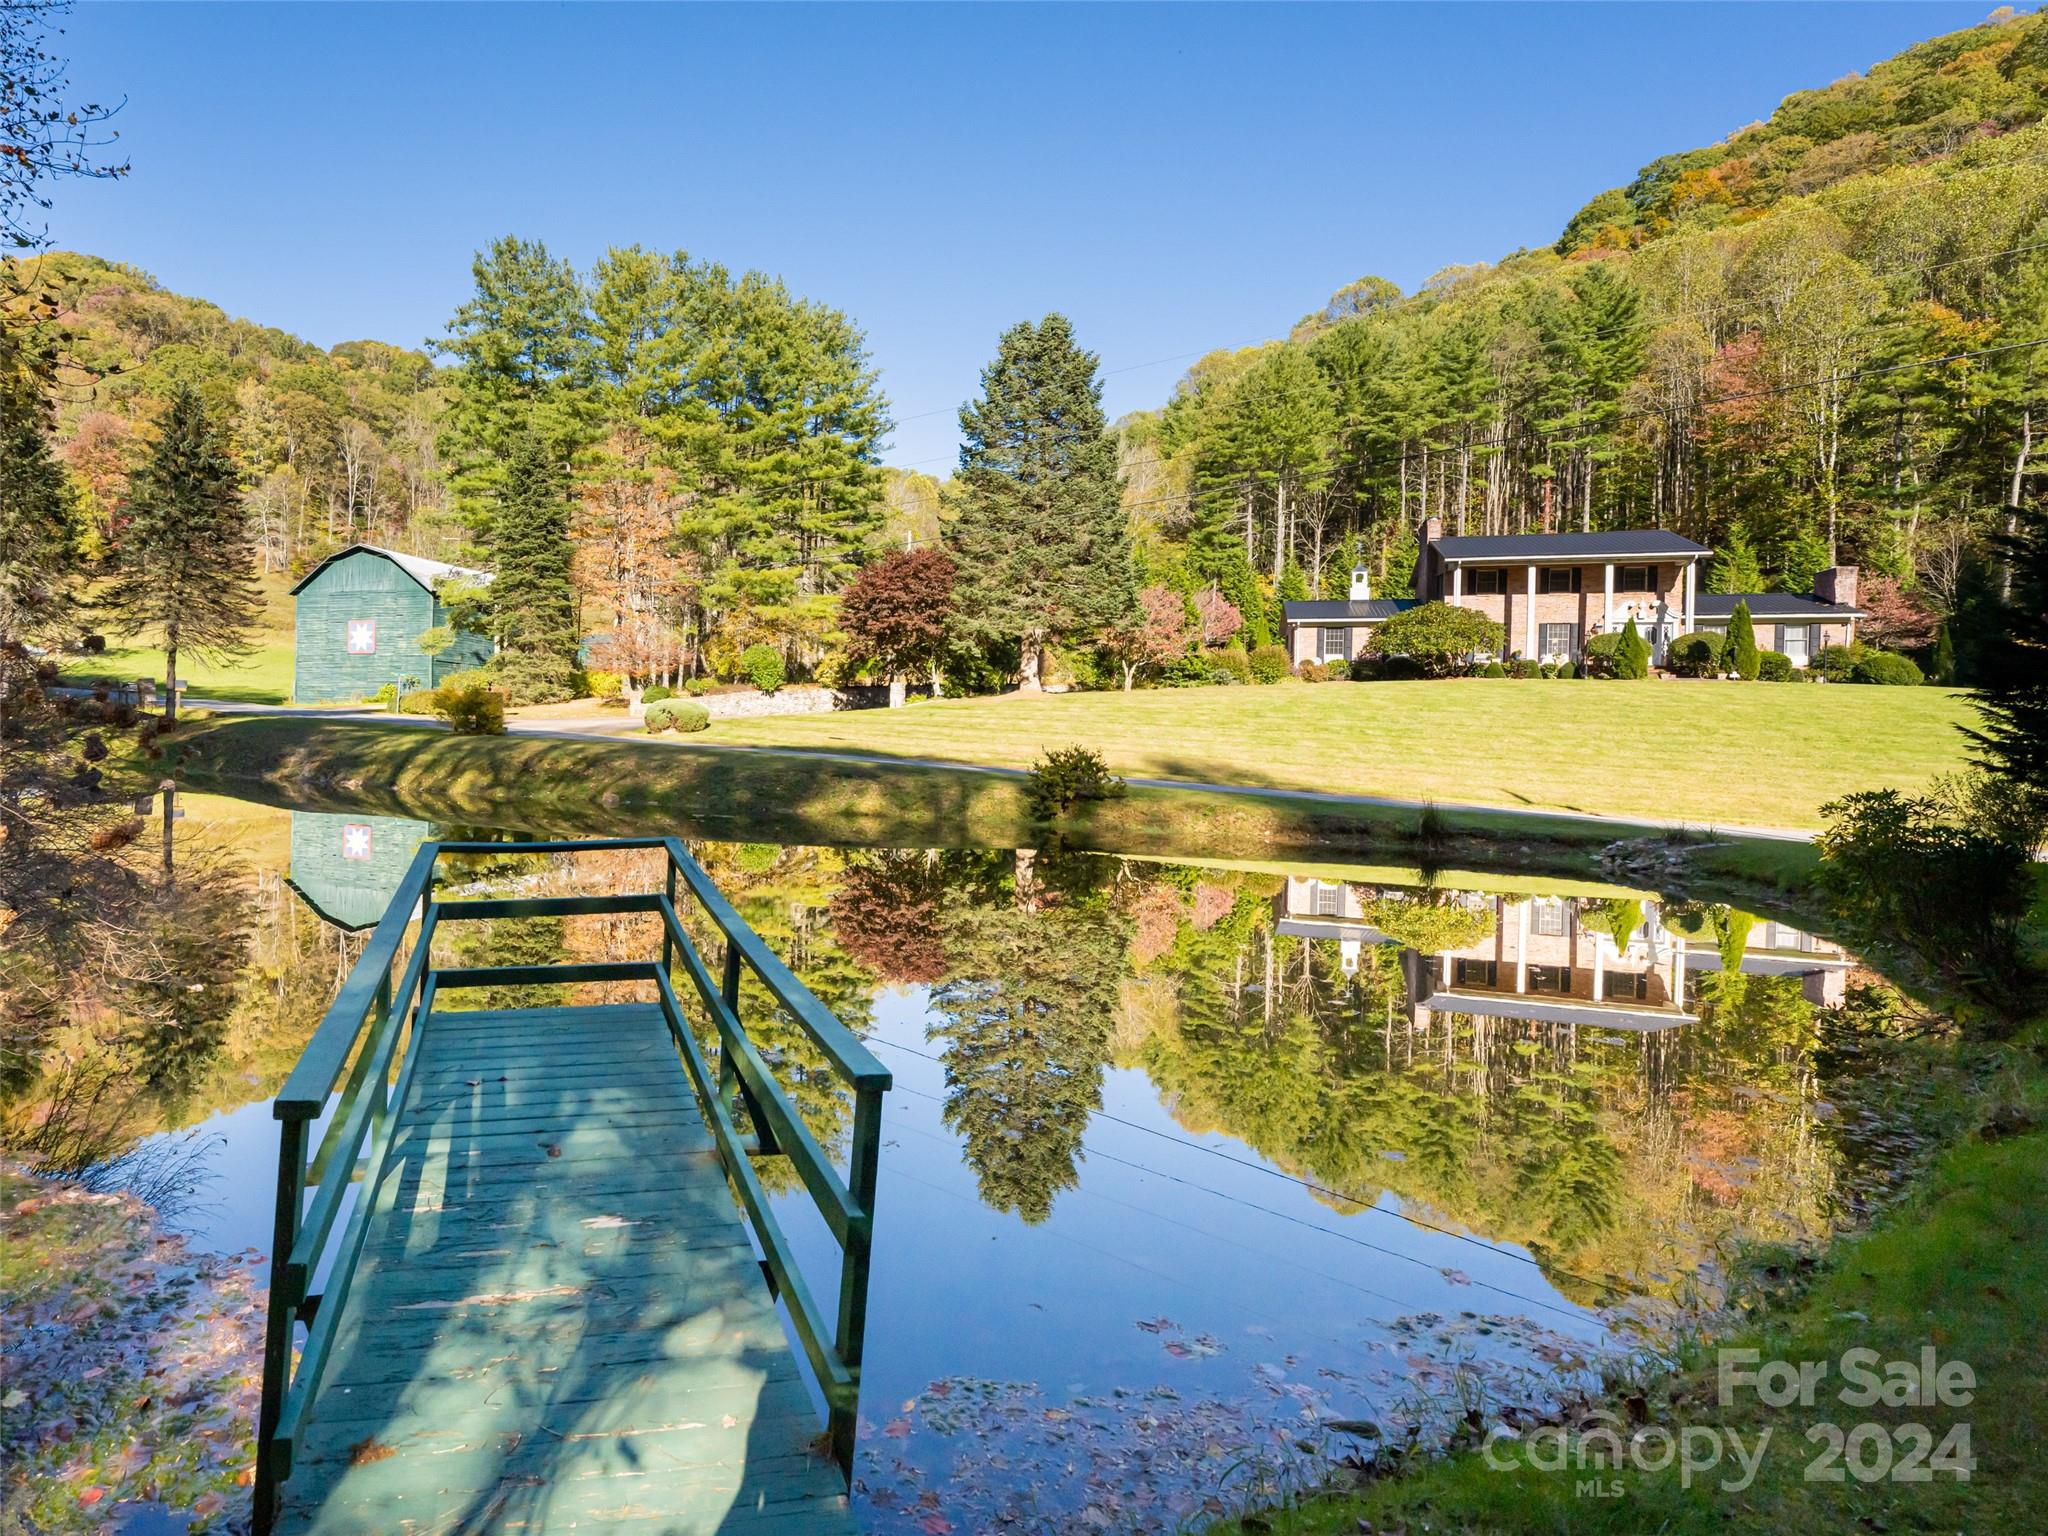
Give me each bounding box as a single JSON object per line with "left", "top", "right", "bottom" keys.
{"left": 254, "top": 837, "right": 891, "bottom": 1533}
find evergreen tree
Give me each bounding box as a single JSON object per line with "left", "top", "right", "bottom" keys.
{"left": 1931, "top": 622, "right": 1956, "bottom": 686}
{"left": 0, "top": 368, "right": 82, "bottom": 652}
{"left": 102, "top": 388, "right": 259, "bottom": 718}
{"left": 1727, "top": 600, "right": 1761, "bottom": 680}
{"left": 950, "top": 315, "right": 1134, "bottom": 689}
{"left": 1707, "top": 527, "right": 1763, "bottom": 594}
{"left": 487, "top": 430, "right": 580, "bottom": 703}
{"left": 1967, "top": 505, "right": 2048, "bottom": 794}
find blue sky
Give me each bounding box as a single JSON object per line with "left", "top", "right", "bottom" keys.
{"left": 54, "top": 1, "right": 2010, "bottom": 471}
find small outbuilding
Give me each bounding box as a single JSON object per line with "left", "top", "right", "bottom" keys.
{"left": 289, "top": 544, "right": 493, "bottom": 703}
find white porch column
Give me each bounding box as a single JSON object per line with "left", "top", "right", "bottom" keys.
{"left": 1451, "top": 564, "right": 1463, "bottom": 603}
{"left": 1682, "top": 561, "right": 1696, "bottom": 634}
{"left": 1440, "top": 953, "right": 1453, "bottom": 986}
{"left": 1515, "top": 899, "right": 1529, "bottom": 994}
{"left": 1603, "top": 562, "right": 1614, "bottom": 629}
{"left": 1525, "top": 565, "right": 1538, "bottom": 656}
{"left": 1672, "top": 937, "right": 1687, "bottom": 1010}
{"left": 1592, "top": 933, "right": 1605, "bottom": 1002}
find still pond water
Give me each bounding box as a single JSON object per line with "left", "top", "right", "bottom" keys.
{"left": 38, "top": 790, "right": 1947, "bottom": 1532}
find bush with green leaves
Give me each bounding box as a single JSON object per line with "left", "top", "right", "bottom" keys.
{"left": 684, "top": 676, "right": 715, "bottom": 696}
{"left": 1510, "top": 658, "right": 1541, "bottom": 679}
{"left": 1756, "top": 650, "right": 1794, "bottom": 681}
{"left": 644, "top": 699, "right": 711, "bottom": 733}
{"left": 1665, "top": 631, "right": 1725, "bottom": 677}
{"left": 1480, "top": 660, "right": 1507, "bottom": 677}
{"left": 1852, "top": 650, "right": 1923, "bottom": 686}
{"left": 1813, "top": 643, "right": 1865, "bottom": 683}
{"left": 370, "top": 682, "right": 399, "bottom": 710}
{"left": 399, "top": 688, "right": 440, "bottom": 714}
{"left": 1367, "top": 600, "right": 1504, "bottom": 677}
{"left": 641, "top": 682, "right": 674, "bottom": 703}
{"left": 740, "top": 643, "right": 786, "bottom": 693}
{"left": 435, "top": 682, "right": 505, "bottom": 735}
{"left": 1025, "top": 746, "right": 1126, "bottom": 822}
{"left": 1537, "top": 661, "right": 1556, "bottom": 678}
{"left": 1207, "top": 646, "right": 1252, "bottom": 685}
{"left": 1554, "top": 661, "right": 1577, "bottom": 679}
{"left": 1248, "top": 644, "right": 1290, "bottom": 685}
{"left": 1580, "top": 632, "right": 1623, "bottom": 677}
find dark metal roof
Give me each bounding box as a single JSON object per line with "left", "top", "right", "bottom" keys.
{"left": 1282, "top": 598, "right": 1416, "bottom": 623}
{"left": 1694, "top": 593, "right": 1862, "bottom": 620}
{"left": 1426, "top": 990, "right": 1694, "bottom": 1033}
{"left": 1432, "top": 530, "right": 1711, "bottom": 561}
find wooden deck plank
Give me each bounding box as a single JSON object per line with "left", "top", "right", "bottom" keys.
{"left": 277, "top": 1000, "right": 853, "bottom": 1535}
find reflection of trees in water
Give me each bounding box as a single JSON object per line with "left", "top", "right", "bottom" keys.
{"left": 1, "top": 813, "right": 254, "bottom": 1177}
{"left": 830, "top": 852, "right": 948, "bottom": 985}
{"left": 925, "top": 858, "right": 1129, "bottom": 1225}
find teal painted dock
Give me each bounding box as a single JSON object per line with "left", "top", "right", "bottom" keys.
{"left": 255, "top": 840, "right": 890, "bottom": 1536}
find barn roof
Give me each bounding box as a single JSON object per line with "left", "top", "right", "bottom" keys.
{"left": 289, "top": 544, "right": 492, "bottom": 597}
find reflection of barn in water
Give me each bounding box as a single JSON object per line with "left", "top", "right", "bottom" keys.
{"left": 284, "top": 811, "right": 434, "bottom": 930}
{"left": 1275, "top": 877, "right": 1853, "bottom": 1035}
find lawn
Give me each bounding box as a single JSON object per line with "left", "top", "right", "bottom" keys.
{"left": 56, "top": 571, "right": 297, "bottom": 705}
{"left": 706, "top": 679, "right": 1978, "bottom": 831}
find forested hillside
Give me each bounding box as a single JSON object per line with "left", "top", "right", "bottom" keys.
{"left": 21, "top": 9, "right": 2048, "bottom": 690}
{"left": 1123, "top": 8, "right": 2048, "bottom": 656}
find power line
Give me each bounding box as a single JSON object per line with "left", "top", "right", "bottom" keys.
{"left": 857, "top": 1027, "right": 1632, "bottom": 1311}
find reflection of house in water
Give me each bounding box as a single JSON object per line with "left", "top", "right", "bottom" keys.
{"left": 1275, "top": 877, "right": 1853, "bottom": 1032}
{"left": 286, "top": 811, "right": 434, "bottom": 931}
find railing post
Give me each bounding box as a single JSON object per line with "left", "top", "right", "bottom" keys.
{"left": 829, "top": 1083, "right": 884, "bottom": 1480}
{"left": 662, "top": 857, "right": 677, "bottom": 978}
{"left": 718, "top": 938, "right": 742, "bottom": 1121}
{"left": 255, "top": 1114, "right": 308, "bottom": 1535}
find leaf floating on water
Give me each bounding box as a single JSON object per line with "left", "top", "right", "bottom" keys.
{"left": 1134, "top": 1317, "right": 1176, "bottom": 1334}
{"left": 1439, "top": 1268, "right": 1472, "bottom": 1285}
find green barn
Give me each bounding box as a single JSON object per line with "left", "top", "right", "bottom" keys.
{"left": 284, "top": 810, "right": 436, "bottom": 931}
{"left": 290, "top": 544, "right": 493, "bottom": 703}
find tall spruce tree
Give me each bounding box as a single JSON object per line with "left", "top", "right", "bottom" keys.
{"left": 1727, "top": 599, "right": 1761, "bottom": 680}
{"left": 950, "top": 314, "right": 1134, "bottom": 689}
{"left": 488, "top": 430, "right": 580, "bottom": 703}
{"left": 1967, "top": 505, "right": 2048, "bottom": 794}
{"left": 0, "top": 367, "right": 81, "bottom": 654}
{"left": 103, "top": 388, "right": 258, "bottom": 718}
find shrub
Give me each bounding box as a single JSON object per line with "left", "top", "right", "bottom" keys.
{"left": 1813, "top": 643, "right": 1864, "bottom": 683}
{"left": 1537, "top": 661, "right": 1557, "bottom": 679}
{"left": 1297, "top": 660, "right": 1327, "bottom": 683}
{"left": 641, "top": 682, "right": 674, "bottom": 703}
{"left": 1207, "top": 646, "right": 1252, "bottom": 685}
{"left": 435, "top": 682, "right": 505, "bottom": 735}
{"left": 1368, "top": 601, "right": 1504, "bottom": 677}
{"left": 1553, "top": 661, "right": 1576, "bottom": 679}
{"left": 1481, "top": 661, "right": 1507, "bottom": 677}
{"left": 1758, "top": 649, "right": 1794, "bottom": 682}
{"left": 399, "top": 688, "right": 439, "bottom": 715}
{"left": 1510, "top": 658, "right": 1541, "bottom": 679}
{"left": 684, "top": 676, "right": 714, "bottom": 696}
{"left": 1364, "top": 654, "right": 1424, "bottom": 681}
{"left": 740, "top": 643, "right": 786, "bottom": 693}
{"left": 438, "top": 667, "right": 490, "bottom": 695}
{"left": 645, "top": 699, "right": 711, "bottom": 733}
{"left": 371, "top": 682, "right": 399, "bottom": 710}
{"left": 81, "top": 633, "right": 106, "bottom": 654}
{"left": 1025, "top": 746, "right": 1126, "bottom": 822}
{"left": 585, "top": 669, "right": 624, "bottom": 700}
{"left": 1666, "top": 631, "right": 1725, "bottom": 678}
{"left": 1852, "top": 650, "right": 1923, "bottom": 686}
{"left": 1612, "top": 619, "right": 1651, "bottom": 680}
{"left": 1248, "top": 644, "right": 1290, "bottom": 685}
{"left": 1727, "top": 601, "right": 1761, "bottom": 680}
{"left": 1581, "top": 632, "right": 1623, "bottom": 677}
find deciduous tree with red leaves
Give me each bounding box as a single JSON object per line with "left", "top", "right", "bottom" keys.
{"left": 840, "top": 546, "right": 957, "bottom": 705}
{"left": 1103, "top": 584, "right": 1191, "bottom": 690}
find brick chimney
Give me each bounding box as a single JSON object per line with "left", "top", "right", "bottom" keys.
{"left": 1813, "top": 565, "right": 1859, "bottom": 609}
{"left": 1417, "top": 516, "right": 1444, "bottom": 599}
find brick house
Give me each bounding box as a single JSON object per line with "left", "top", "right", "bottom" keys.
{"left": 1284, "top": 517, "right": 1863, "bottom": 670}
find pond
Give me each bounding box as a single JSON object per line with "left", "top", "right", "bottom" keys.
{"left": 5, "top": 789, "right": 1958, "bottom": 1533}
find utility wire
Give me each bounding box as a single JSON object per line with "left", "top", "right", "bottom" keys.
{"left": 857, "top": 1027, "right": 1632, "bottom": 1311}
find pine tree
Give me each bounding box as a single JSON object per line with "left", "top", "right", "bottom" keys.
{"left": 487, "top": 430, "right": 580, "bottom": 703}
{"left": 102, "top": 388, "right": 259, "bottom": 718}
{"left": 1967, "top": 505, "right": 2048, "bottom": 794}
{"left": 950, "top": 315, "right": 1134, "bottom": 689}
{"left": 1728, "top": 599, "right": 1761, "bottom": 680}
{"left": 1707, "top": 527, "right": 1764, "bottom": 594}
{"left": 0, "top": 369, "right": 82, "bottom": 652}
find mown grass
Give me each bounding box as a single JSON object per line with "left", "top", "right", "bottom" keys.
{"left": 708, "top": 679, "right": 1976, "bottom": 831}
{"left": 56, "top": 572, "right": 298, "bottom": 704}
{"left": 157, "top": 716, "right": 1797, "bottom": 891}
{"left": 1214, "top": 1080, "right": 2048, "bottom": 1536}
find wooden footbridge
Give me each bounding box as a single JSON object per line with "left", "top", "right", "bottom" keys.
{"left": 254, "top": 838, "right": 891, "bottom": 1535}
